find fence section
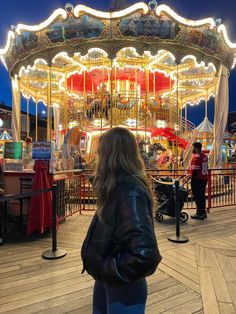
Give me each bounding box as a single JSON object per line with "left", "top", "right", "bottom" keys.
{"left": 1, "top": 168, "right": 235, "bottom": 238}
{"left": 54, "top": 168, "right": 236, "bottom": 215}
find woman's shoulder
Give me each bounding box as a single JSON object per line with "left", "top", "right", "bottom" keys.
{"left": 117, "top": 174, "right": 148, "bottom": 199}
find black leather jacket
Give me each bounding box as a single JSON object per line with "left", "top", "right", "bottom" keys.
{"left": 81, "top": 174, "right": 162, "bottom": 284}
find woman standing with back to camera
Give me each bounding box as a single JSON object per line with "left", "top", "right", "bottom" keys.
{"left": 81, "top": 127, "right": 162, "bottom": 314}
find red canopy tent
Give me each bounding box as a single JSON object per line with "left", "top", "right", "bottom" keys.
{"left": 67, "top": 69, "right": 173, "bottom": 94}
{"left": 151, "top": 128, "right": 188, "bottom": 148}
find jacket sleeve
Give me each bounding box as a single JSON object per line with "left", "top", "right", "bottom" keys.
{"left": 99, "top": 195, "right": 162, "bottom": 284}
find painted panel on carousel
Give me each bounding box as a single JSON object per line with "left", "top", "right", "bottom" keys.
{"left": 5, "top": 14, "right": 106, "bottom": 70}
{"left": 118, "top": 12, "right": 232, "bottom": 64}
{"left": 46, "top": 15, "right": 105, "bottom": 43}
{"left": 119, "top": 13, "right": 180, "bottom": 39}
{"left": 10, "top": 31, "right": 39, "bottom": 58}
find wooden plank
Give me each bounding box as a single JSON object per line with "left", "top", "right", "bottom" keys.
{"left": 3, "top": 287, "right": 93, "bottom": 314}
{"left": 161, "top": 256, "right": 199, "bottom": 284}
{"left": 159, "top": 263, "right": 200, "bottom": 293}
{"left": 147, "top": 283, "right": 188, "bottom": 306}
{"left": 198, "top": 266, "right": 220, "bottom": 314}
{"left": 163, "top": 249, "right": 197, "bottom": 267}
{"left": 0, "top": 280, "right": 94, "bottom": 313}
{"left": 0, "top": 265, "right": 82, "bottom": 290}
{"left": 216, "top": 253, "right": 236, "bottom": 283}
{"left": 194, "top": 244, "right": 209, "bottom": 267}
{"left": 212, "top": 248, "right": 236, "bottom": 257}
{"left": 67, "top": 304, "right": 92, "bottom": 314}
{"left": 218, "top": 302, "right": 236, "bottom": 314}
{"left": 205, "top": 249, "right": 232, "bottom": 303}
{"left": 0, "top": 274, "right": 94, "bottom": 305}
{"left": 0, "top": 269, "right": 88, "bottom": 298}
{"left": 160, "top": 296, "right": 202, "bottom": 314}
{"left": 162, "top": 252, "right": 198, "bottom": 276}
{"left": 148, "top": 277, "right": 181, "bottom": 295}
{"left": 0, "top": 265, "right": 20, "bottom": 274}
{"left": 146, "top": 271, "right": 170, "bottom": 284}
{"left": 0, "top": 264, "right": 42, "bottom": 281}
{"left": 146, "top": 290, "right": 200, "bottom": 313}
{"left": 227, "top": 282, "right": 236, "bottom": 311}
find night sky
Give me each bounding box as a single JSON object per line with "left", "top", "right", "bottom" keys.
{"left": 0, "top": 0, "right": 236, "bottom": 126}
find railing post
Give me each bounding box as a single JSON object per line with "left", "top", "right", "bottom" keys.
{"left": 207, "top": 169, "right": 212, "bottom": 213}
{"left": 42, "top": 184, "right": 67, "bottom": 260}
{"left": 168, "top": 180, "right": 189, "bottom": 243}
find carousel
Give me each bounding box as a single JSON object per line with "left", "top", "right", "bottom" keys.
{"left": 1, "top": 0, "right": 236, "bottom": 168}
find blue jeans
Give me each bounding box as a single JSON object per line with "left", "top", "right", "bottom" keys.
{"left": 93, "top": 279, "right": 147, "bottom": 314}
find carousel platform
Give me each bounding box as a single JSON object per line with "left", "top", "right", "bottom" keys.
{"left": 0, "top": 206, "right": 235, "bottom": 313}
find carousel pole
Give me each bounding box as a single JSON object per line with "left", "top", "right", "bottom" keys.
{"left": 114, "top": 60, "right": 117, "bottom": 125}
{"left": 135, "top": 67, "right": 138, "bottom": 135}
{"left": 175, "top": 61, "right": 180, "bottom": 172}
{"left": 213, "top": 75, "right": 218, "bottom": 167}
{"left": 145, "top": 62, "right": 149, "bottom": 143}
{"left": 204, "top": 92, "right": 209, "bottom": 150}
{"left": 107, "top": 61, "right": 110, "bottom": 126}
{"left": 92, "top": 74, "right": 94, "bottom": 95}
{"left": 47, "top": 67, "right": 52, "bottom": 142}
{"left": 64, "top": 74, "right": 68, "bottom": 132}
{"left": 110, "top": 59, "right": 113, "bottom": 128}
{"left": 101, "top": 60, "right": 105, "bottom": 133}
{"left": 83, "top": 69, "right": 86, "bottom": 129}
{"left": 205, "top": 92, "right": 208, "bottom": 118}
{"left": 185, "top": 104, "right": 188, "bottom": 132}
{"left": 153, "top": 72, "right": 156, "bottom": 120}
{"left": 83, "top": 69, "right": 86, "bottom": 106}
{"left": 169, "top": 76, "right": 173, "bottom": 129}
{"left": 35, "top": 98, "right": 38, "bottom": 142}
{"left": 18, "top": 78, "right": 21, "bottom": 141}
{"left": 26, "top": 96, "right": 30, "bottom": 138}
{"left": 153, "top": 71, "right": 156, "bottom": 96}
{"left": 179, "top": 99, "right": 183, "bottom": 135}
{"left": 169, "top": 76, "right": 175, "bottom": 155}
{"left": 26, "top": 79, "right": 30, "bottom": 138}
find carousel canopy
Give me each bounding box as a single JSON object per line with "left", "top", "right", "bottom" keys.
{"left": 0, "top": 1, "right": 236, "bottom": 108}
{"left": 0, "top": 130, "right": 12, "bottom": 141}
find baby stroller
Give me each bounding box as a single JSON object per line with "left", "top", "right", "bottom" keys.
{"left": 153, "top": 177, "right": 189, "bottom": 223}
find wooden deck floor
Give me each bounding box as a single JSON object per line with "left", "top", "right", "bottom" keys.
{"left": 0, "top": 206, "right": 236, "bottom": 314}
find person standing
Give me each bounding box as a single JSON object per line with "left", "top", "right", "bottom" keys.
{"left": 189, "top": 142, "right": 208, "bottom": 220}
{"left": 81, "top": 127, "right": 162, "bottom": 314}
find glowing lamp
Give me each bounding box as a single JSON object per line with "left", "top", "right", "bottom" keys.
{"left": 156, "top": 120, "right": 167, "bottom": 128}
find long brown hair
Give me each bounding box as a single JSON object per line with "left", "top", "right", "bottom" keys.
{"left": 94, "top": 127, "right": 153, "bottom": 210}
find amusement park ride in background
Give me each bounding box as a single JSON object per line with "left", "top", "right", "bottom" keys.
{"left": 1, "top": 0, "right": 236, "bottom": 168}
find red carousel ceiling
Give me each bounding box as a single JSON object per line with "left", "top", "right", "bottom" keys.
{"left": 67, "top": 69, "right": 173, "bottom": 94}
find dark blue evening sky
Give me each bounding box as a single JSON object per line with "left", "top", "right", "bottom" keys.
{"left": 0, "top": 0, "right": 236, "bottom": 126}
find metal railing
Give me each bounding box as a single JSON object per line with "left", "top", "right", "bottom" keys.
{"left": 77, "top": 168, "right": 236, "bottom": 212}
{"left": 147, "top": 168, "right": 236, "bottom": 211}
{"left": 1, "top": 168, "right": 235, "bottom": 240}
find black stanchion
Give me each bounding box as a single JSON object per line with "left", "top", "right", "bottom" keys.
{"left": 42, "top": 184, "right": 67, "bottom": 260}
{"left": 168, "top": 180, "right": 189, "bottom": 243}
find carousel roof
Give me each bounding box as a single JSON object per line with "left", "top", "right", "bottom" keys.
{"left": 197, "top": 117, "right": 214, "bottom": 133}
{"left": 0, "top": 1, "right": 236, "bottom": 109}
{"left": 1, "top": 1, "right": 236, "bottom": 73}
{"left": 0, "top": 130, "right": 12, "bottom": 141}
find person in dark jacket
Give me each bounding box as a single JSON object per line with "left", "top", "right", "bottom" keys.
{"left": 81, "top": 127, "right": 162, "bottom": 314}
